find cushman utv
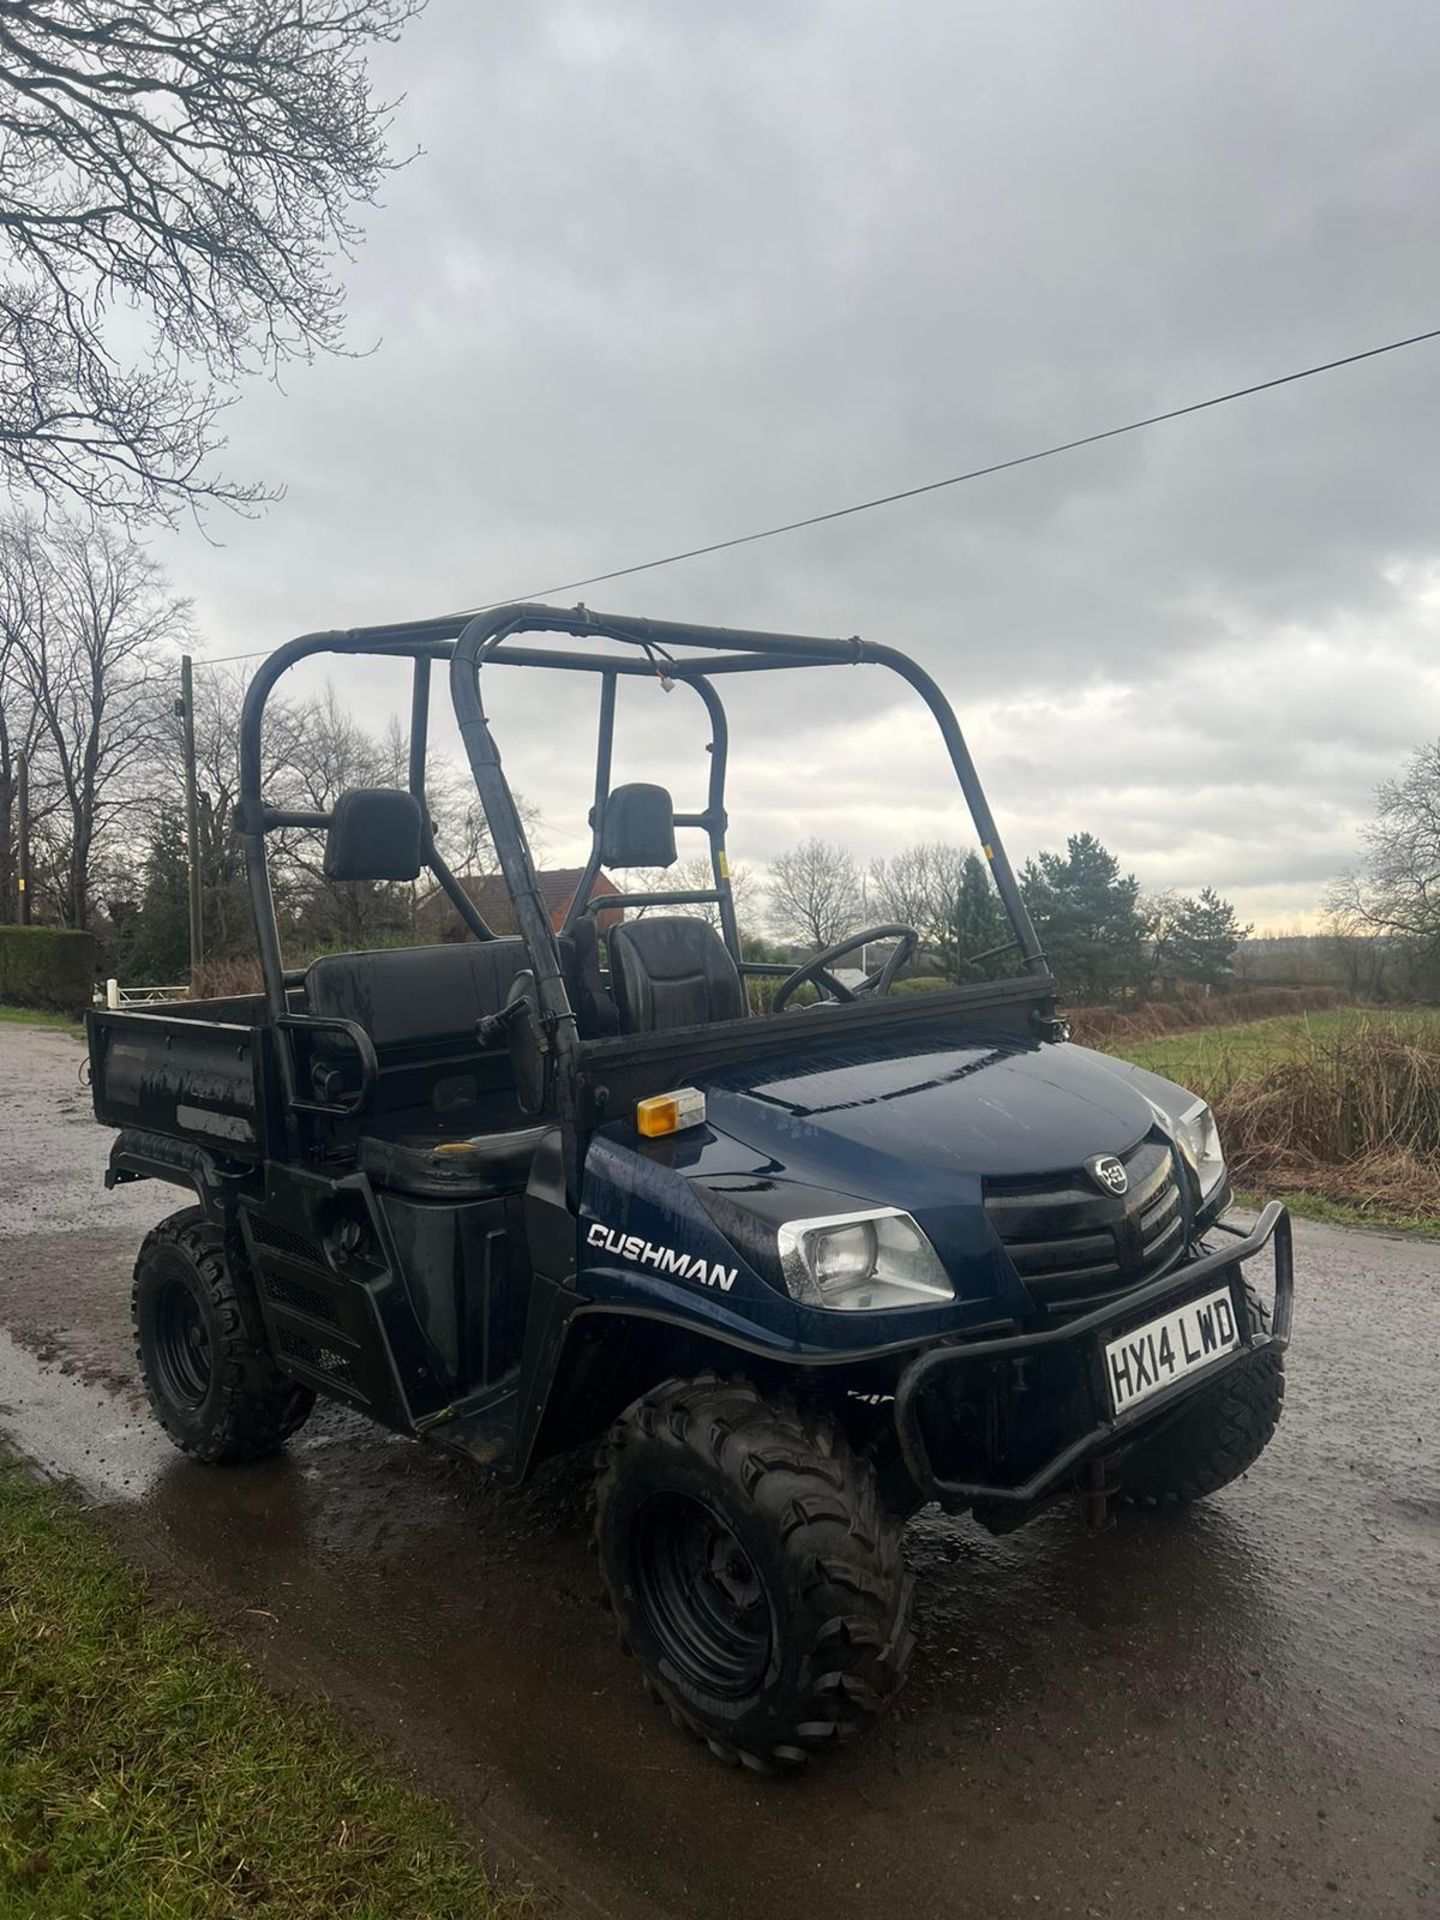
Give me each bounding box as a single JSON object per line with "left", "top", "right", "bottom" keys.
{"left": 88, "top": 603, "right": 1292, "bottom": 1770}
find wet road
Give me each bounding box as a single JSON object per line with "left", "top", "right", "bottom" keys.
{"left": 1, "top": 1023, "right": 1437, "bottom": 1919}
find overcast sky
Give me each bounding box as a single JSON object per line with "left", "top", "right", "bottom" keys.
{"left": 164, "top": 0, "right": 1440, "bottom": 929}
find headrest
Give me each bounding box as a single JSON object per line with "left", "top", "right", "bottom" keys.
{"left": 323, "top": 788, "right": 424, "bottom": 883}
{"left": 596, "top": 783, "right": 676, "bottom": 868}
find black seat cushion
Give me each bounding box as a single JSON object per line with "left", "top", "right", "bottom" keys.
{"left": 358, "top": 1126, "right": 547, "bottom": 1197}
{"left": 607, "top": 916, "right": 745, "bottom": 1033}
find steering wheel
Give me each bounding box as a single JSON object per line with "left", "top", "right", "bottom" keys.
{"left": 773, "top": 924, "right": 920, "bottom": 1012}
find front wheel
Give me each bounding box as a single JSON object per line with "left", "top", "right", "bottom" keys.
{"left": 1120, "top": 1281, "right": 1284, "bottom": 1507}
{"left": 593, "top": 1376, "right": 914, "bottom": 1771}
{"left": 132, "top": 1208, "right": 314, "bottom": 1463}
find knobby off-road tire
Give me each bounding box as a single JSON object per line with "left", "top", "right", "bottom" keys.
{"left": 132, "top": 1208, "right": 314, "bottom": 1463}
{"left": 1121, "top": 1281, "right": 1284, "bottom": 1508}
{"left": 593, "top": 1376, "right": 914, "bottom": 1772}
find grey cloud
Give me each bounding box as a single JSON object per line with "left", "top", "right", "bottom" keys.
{"left": 162, "top": 0, "right": 1440, "bottom": 926}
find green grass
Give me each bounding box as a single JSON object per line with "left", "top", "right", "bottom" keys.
{"left": 1117, "top": 1006, "right": 1440, "bottom": 1090}
{"left": 0, "top": 1003, "right": 83, "bottom": 1030}
{"left": 0, "top": 1465, "right": 513, "bottom": 1920}
{"left": 1112, "top": 1007, "right": 1440, "bottom": 1237}
{"left": 1237, "top": 1187, "right": 1440, "bottom": 1237}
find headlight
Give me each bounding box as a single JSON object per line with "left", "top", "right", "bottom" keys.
{"left": 777, "top": 1208, "right": 954, "bottom": 1311}
{"left": 1174, "top": 1098, "right": 1225, "bottom": 1198}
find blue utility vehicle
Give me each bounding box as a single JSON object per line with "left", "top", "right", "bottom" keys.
{"left": 88, "top": 604, "right": 1291, "bottom": 1769}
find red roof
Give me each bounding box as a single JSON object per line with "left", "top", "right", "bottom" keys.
{"left": 416, "top": 868, "right": 624, "bottom": 938}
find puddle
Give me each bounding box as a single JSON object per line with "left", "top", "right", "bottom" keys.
{"left": 0, "top": 1326, "right": 170, "bottom": 1500}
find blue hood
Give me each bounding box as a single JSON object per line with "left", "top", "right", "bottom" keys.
{"left": 577, "top": 1029, "right": 1175, "bottom": 1352}
{"left": 689, "top": 1030, "right": 1157, "bottom": 1205}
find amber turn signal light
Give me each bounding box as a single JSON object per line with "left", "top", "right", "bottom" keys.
{"left": 636, "top": 1087, "right": 707, "bottom": 1137}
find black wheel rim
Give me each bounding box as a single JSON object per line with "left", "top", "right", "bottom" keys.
{"left": 152, "top": 1275, "right": 212, "bottom": 1409}
{"left": 631, "top": 1493, "right": 773, "bottom": 1697}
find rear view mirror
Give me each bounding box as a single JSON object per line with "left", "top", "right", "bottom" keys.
{"left": 502, "top": 970, "right": 550, "bottom": 1116}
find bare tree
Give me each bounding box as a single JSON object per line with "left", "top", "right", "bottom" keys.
{"left": 220, "top": 678, "right": 543, "bottom": 952}
{"left": 869, "top": 843, "right": 967, "bottom": 952}
{"left": 871, "top": 841, "right": 1012, "bottom": 980}
{"left": 768, "top": 838, "right": 863, "bottom": 950}
{"left": 268, "top": 683, "right": 404, "bottom": 948}
{"left": 0, "top": 0, "right": 423, "bottom": 523}
{"left": 1327, "top": 741, "right": 1440, "bottom": 952}
{"left": 0, "top": 530, "right": 49, "bottom": 916}
{"left": 144, "top": 661, "right": 312, "bottom": 959}
{"left": 622, "top": 854, "right": 759, "bottom": 931}
{"left": 1327, "top": 741, "right": 1440, "bottom": 989}
{"left": 8, "top": 515, "right": 190, "bottom": 926}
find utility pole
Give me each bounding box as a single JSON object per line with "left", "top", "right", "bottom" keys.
{"left": 15, "top": 748, "right": 31, "bottom": 924}
{"left": 178, "top": 656, "right": 203, "bottom": 987}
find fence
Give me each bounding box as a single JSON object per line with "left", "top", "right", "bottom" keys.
{"left": 98, "top": 980, "right": 188, "bottom": 1009}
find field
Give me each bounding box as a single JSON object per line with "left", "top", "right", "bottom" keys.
{"left": 1109, "top": 1006, "right": 1440, "bottom": 1233}
{"left": 1118, "top": 1006, "right": 1440, "bottom": 1086}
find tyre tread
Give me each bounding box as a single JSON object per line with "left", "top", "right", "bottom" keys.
{"left": 132, "top": 1207, "right": 314, "bottom": 1464}
{"left": 1121, "top": 1282, "right": 1284, "bottom": 1508}
{"left": 594, "top": 1374, "right": 913, "bottom": 1772}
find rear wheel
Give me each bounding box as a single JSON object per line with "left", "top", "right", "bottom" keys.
{"left": 132, "top": 1209, "right": 314, "bottom": 1463}
{"left": 593, "top": 1376, "right": 914, "bottom": 1771}
{"left": 1120, "top": 1281, "right": 1284, "bottom": 1507}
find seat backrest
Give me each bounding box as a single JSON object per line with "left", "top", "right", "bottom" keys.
{"left": 306, "top": 934, "right": 616, "bottom": 1049}
{"left": 568, "top": 914, "right": 620, "bottom": 1037}
{"left": 323, "top": 788, "right": 424, "bottom": 882}
{"left": 607, "top": 916, "right": 745, "bottom": 1033}
{"left": 307, "top": 940, "right": 531, "bottom": 1048}
{"left": 597, "top": 782, "right": 677, "bottom": 869}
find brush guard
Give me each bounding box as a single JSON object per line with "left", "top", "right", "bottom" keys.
{"left": 894, "top": 1202, "right": 1294, "bottom": 1520}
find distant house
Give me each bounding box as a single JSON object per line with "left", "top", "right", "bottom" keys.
{"left": 415, "top": 868, "right": 626, "bottom": 943}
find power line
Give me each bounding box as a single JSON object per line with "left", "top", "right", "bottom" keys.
{"left": 198, "top": 320, "right": 1440, "bottom": 668}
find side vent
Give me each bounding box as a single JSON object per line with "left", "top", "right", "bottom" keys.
{"left": 261, "top": 1271, "right": 339, "bottom": 1326}
{"left": 277, "top": 1325, "right": 359, "bottom": 1393}
{"left": 242, "top": 1202, "right": 386, "bottom": 1418}
{"left": 249, "top": 1214, "right": 326, "bottom": 1267}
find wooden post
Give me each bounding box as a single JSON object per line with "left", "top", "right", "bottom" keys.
{"left": 179, "top": 656, "right": 203, "bottom": 988}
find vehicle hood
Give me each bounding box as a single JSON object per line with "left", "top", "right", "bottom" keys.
{"left": 688, "top": 1029, "right": 1159, "bottom": 1204}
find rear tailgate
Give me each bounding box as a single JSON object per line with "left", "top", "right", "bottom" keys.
{"left": 87, "top": 1009, "right": 264, "bottom": 1158}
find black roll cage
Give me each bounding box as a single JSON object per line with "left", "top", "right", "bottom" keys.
{"left": 237, "top": 602, "right": 1051, "bottom": 1154}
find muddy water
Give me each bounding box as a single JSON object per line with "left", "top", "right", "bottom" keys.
{"left": 1, "top": 1024, "right": 1437, "bottom": 1918}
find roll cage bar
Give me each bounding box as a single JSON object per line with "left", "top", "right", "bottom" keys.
{"left": 237, "top": 602, "right": 1050, "bottom": 1127}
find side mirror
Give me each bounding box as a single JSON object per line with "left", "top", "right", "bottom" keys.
{"left": 503, "top": 970, "right": 550, "bottom": 1116}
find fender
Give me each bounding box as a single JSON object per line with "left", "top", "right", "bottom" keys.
{"left": 105, "top": 1127, "right": 251, "bottom": 1221}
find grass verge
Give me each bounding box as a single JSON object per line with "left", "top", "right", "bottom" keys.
{"left": 1236, "top": 1188, "right": 1440, "bottom": 1236}
{"left": 0, "top": 1464, "right": 513, "bottom": 1920}
{"left": 0, "top": 1003, "right": 83, "bottom": 1030}
{"left": 1112, "top": 1008, "right": 1440, "bottom": 1236}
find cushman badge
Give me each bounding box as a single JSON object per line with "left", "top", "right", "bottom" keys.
{"left": 1085, "top": 1152, "right": 1129, "bottom": 1196}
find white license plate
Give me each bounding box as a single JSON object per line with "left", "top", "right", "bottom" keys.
{"left": 1104, "top": 1285, "right": 1241, "bottom": 1416}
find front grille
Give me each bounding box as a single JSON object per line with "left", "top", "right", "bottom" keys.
{"left": 985, "top": 1136, "right": 1185, "bottom": 1314}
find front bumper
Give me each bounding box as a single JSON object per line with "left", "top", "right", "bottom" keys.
{"left": 893, "top": 1201, "right": 1293, "bottom": 1513}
